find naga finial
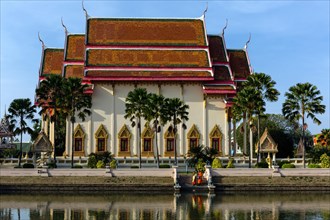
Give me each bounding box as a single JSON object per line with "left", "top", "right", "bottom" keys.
{"left": 38, "top": 32, "right": 45, "bottom": 49}
{"left": 244, "top": 33, "right": 251, "bottom": 50}
{"left": 82, "top": 0, "right": 89, "bottom": 18}
{"left": 203, "top": 2, "right": 208, "bottom": 18}
{"left": 61, "top": 17, "right": 68, "bottom": 35}
{"left": 221, "top": 19, "right": 228, "bottom": 36}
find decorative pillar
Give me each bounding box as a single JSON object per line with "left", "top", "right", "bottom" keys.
{"left": 111, "top": 84, "right": 116, "bottom": 156}
{"left": 203, "top": 95, "right": 207, "bottom": 146}
{"left": 224, "top": 109, "right": 229, "bottom": 156}
{"left": 227, "top": 108, "right": 232, "bottom": 156}
{"left": 88, "top": 114, "right": 92, "bottom": 155}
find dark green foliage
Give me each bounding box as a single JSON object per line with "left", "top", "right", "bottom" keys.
{"left": 255, "top": 160, "right": 269, "bottom": 168}
{"left": 73, "top": 164, "right": 83, "bottom": 168}
{"left": 187, "top": 145, "right": 218, "bottom": 170}
{"left": 22, "top": 163, "right": 34, "bottom": 168}
{"left": 308, "top": 145, "right": 330, "bottom": 163}
{"left": 0, "top": 149, "right": 20, "bottom": 158}
{"left": 282, "top": 163, "right": 295, "bottom": 168}
{"left": 226, "top": 158, "right": 235, "bottom": 168}
{"left": 196, "top": 158, "right": 206, "bottom": 172}
{"left": 159, "top": 164, "right": 171, "bottom": 168}
{"left": 211, "top": 158, "right": 222, "bottom": 168}
{"left": 277, "top": 160, "right": 292, "bottom": 168}
{"left": 47, "top": 162, "right": 57, "bottom": 168}
{"left": 131, "top": 166, "right": 139, "bottom": 169}
{"left": 307, "top": 164, "right": 321, "bottom": 168}
{"left": 87, "top": 151, "right": 113, "bottom": 168}
{"left": 320, "top": 153, "right": 330, "bottom": 168}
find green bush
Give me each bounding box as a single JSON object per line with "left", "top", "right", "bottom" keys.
{"left": 320, "top": 153, "right": 330, "bottom": 168}
{"left": 282, "top": 163, "right": 295, "bottom": 168}
{"left": 211, "top": 158, "right": 222, "bottom": 168}
{"left": 159, "top": 164, "right": 171, "bottom": 168}
{"left": 131, "top": 166, "right": 139, "bottom": 169}
{"left": 277, "top": 161, "right": 292, "bottom": 168}
{"left": 255, "top": 160, "right": 269, "bottom": 168}
{"left": 87, "top": 155, "right": 97, "bottom": 168}
{"left": 96, "top": 160, "right": 105, "bottom": 168}
{"left": 308, "top": 164, "right": 321, "bottom": 168}
{"left": 73, "top": 164, "right": 83, "bottom": 168}
{"left": 22, "top": 163, "right": 34, "bottom": 168}
{"left": 109, "top": 160, "right": 117, "bottom": 169}
{"left": 196, "top": 158, "right": 206, "bottom": 172}
{"left": 226, "top": 158, "right": 235, "bottom": 168}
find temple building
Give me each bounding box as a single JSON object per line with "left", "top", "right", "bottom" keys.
{"left": 37, "top": 11, "right": 252, "bottom": 160}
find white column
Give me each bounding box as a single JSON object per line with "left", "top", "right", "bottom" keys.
{"left": 111, "top": 84, "right": 116, "bottom": 156}
{"left": 203, "top": 96, "right": 207, "bottom": 146}
{"left": 88, "top": 114, "right": 93, "bottom": 155}
{"left": 224, "top": 110, "right": 229, "bottom": 156}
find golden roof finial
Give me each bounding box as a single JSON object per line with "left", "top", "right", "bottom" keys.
{"left": 203, "top": 2, "right": 208, "bottom": 18}
{"left": 82, "top": 0, "right": 89, "bottom": 18}
{"left": 38, "top": 32, "right": 45, "bottom": 49}
{"left": 61, "top": 17, "right": 68, "bottom": 35}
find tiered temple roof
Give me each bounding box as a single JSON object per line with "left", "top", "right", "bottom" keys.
{"left": 38, "top": 15, "right": 252, "bottom": 104}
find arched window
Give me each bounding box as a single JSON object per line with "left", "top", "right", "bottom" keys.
{"left": 142, "top": 124, "right": 154, "bottom": 156}
{"left": 187, "top": 124, "right": 200, "bottom": 150}
{"left": 117, "top": 124, "right": 131, "bottom": 157}
{"left": 94, "top": 124, "right": 109, "bottom": 152}
{"left": 74, "top": 124, "right": 86, "bottom": 157}
{"left": 164, "top": 127, "right": 176, "bottom": 157}
{"left": 209, "top": 125, "right": 222, "bottom": 154}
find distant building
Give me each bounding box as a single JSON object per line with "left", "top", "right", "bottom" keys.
{"left": 37, "top": 12, "right": 252, "bottom": 159}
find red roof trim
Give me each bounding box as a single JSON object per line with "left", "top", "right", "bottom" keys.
{"left": 85, "top": 66, "right": 213, "bottom": 71}
{"left": 203, "top": 89, "right": 237, "bottom": 94}
{"left": 203, "top": 80, "right": 235, "bottom": 85}
{"left": 84, "top": 76, "right": 214, "bottom": 81}
{"left": 86, "top": 45, "right": 209, "bottom": 50}
{"left": 63, "top": 61, "right": 84, "bottom": 65}
{"left": 212, "top": 61, "right": 229, "bottom": 65}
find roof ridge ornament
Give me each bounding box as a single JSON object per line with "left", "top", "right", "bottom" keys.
{"left": 221, "top": 19, "right": 228, "bottom": 36}
{"left": 82, "top": 0, "right": 90, "bottom": 19}
{"left": 203, "top": 2, "right": 208, "bottom": 18}
{"left": 38, "top": 32, "right": 45, "bottom": 50}
{"left": 61, "top": 17, "right": 68, "bottom": 35}
{"left": 244, "top": 33, "right": 251, "bottom": 50}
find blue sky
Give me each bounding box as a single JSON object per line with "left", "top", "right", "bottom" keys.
{"left": 1, "top": 0, "right": 329, "bottom": 139}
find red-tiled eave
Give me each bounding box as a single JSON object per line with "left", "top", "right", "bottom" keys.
{"left": 86, "top": 45, "right": 209, "bottom": 50}
{"left": 84, "top": 76, "right": 214, "bottom": 82}
{"left": 203, "top": 80, "right": 235, "bottom": 85}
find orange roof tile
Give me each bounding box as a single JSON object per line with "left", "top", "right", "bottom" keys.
{"left": 208, "top": 35, "right": 227, "bottom": 63}
{"left": 41, "top": 49, "right": 64, "bottom": 75}
{"left": 213, "top": 66, "right": 232, "bottom": 81}
{"left": 65, "top": 35, "right": 85, "bottom": 61}
{"left": 64, "top": 65, "right": 84, "bottom": 78}
{"left": 86, "top": 70, "right": 212, "bottom": 79}
{"left": 86, "top": 49, "right": 210, "bottom": 68}
{"left": 228, "top": 50, "right": 251, "bottom": 79}
{"left": 87, "top": 18, "right": 206, "bottom": 46}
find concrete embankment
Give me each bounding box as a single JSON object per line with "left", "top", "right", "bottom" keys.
{"left": 0, "top": 168, "right": 329, "bottom": 193}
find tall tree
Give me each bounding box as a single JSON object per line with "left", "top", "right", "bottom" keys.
{"left": 124, "top": 88, "right": 149, "bottom": 168}
{"left": 36, "top": 74, "right": 65, "bottom": 166}
{"left": 282, "top": 82, "right": 326, "bottom": 168}
{"left": 145, "top": 93, "right": 167, "bottom": 168}
{"left": 164, "top": 98, "right": 189, "bottom": 165}
{"left": 62, "top": 77, "right": 92, "bottom": 168}
{"left": 244, "top": 73, "right": 280, "bottom": 162}
{"left": 7, "top": 98, "right": 37, "bottom": 167}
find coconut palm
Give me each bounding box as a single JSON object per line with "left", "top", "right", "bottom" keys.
{"left": 124, "top": 88, "right": 149, "bottom": 168}
{"left": 36, "top": 74, "right": 65, "bottom": 165}
{"left": 163, "top": 98, "right": 189, "bottom": 165}
{"left": 62, "top": 77, "right": 92, "bottom": 168}
{"left": 145, "top": 93, "right": 167, "bottom": 168}
{"left": 7, "top": 98, "right": 37, "bottom": 167}
{"left": 282, "top": 82, "right": 326, "bottom": 168}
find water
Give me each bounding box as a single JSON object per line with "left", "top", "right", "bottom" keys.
{"left": 0, "top": 192, "right": 329, "bottom": 220}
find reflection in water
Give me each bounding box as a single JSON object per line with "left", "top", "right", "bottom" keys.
{"left": 0, "top": 192, "right": 329, "bottom": 220}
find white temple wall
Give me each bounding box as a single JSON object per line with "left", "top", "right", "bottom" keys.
{"left": 64, "top": 82, "right": 229, "bottom": 158}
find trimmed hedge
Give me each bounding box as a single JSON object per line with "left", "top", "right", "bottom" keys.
{"left": 73, "top": 164, "right": 83, "bottom": 169}
{"left": 255, "top": 161, "right": 269, "bottom": 168}
{"left": 159, "top": 164, "right": 171, "bottom": 168}
{"left": 282, "top": 163, "right": 295, "bottom": 168}
{"left": 212, "top": 158, "right": 223, "bottom": 168}
{"left": 308, "top": 164, "right": 321, "bottom": 168}
{"left": 22, "top": 163, "right": 34, "bottom": 168}
{"left": 96, "top": 160, "right": 105, "bottom": 168}
{"left": 226, "top": 158, "right": 235, "bottom": 168}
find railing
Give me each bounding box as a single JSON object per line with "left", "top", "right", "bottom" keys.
{"left": 0, "top": 157, "right": 305, "bottom": 168}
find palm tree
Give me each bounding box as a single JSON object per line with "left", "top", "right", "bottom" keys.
{"left": 233, "top": 86, "right": 265, "bottom": 167}
{"left": 164, "top": 98, "right": 189, "bottom": 165}
{"left": 282, "top": 82, "right": 326, "bottom": 168}
{"left": 36, "top": 74, "right": 65, "bottom": 165}
{"left": 145, "top": 93, "right": 167, "bottom": 168}
{"left": 62, "top": 77, "right": 92, "bottom": 168}
{"left": 7, "top": 98, "right": 37, "bottom": 167}
{"left": 124, "top": 88, "right": 149, "bottom": 168}
{"left": 244, "top": 73, "right": 280, "bottom": 162}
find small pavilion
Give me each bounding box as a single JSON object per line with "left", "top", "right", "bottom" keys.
{"left": 31, "top": 131, "right": 53, "bottom": 166}
{"left": 0, "top": 114, "right": 15, "bottom": 150}
{"left": 255, "top": 128, "right": 278, "bottom": 168}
